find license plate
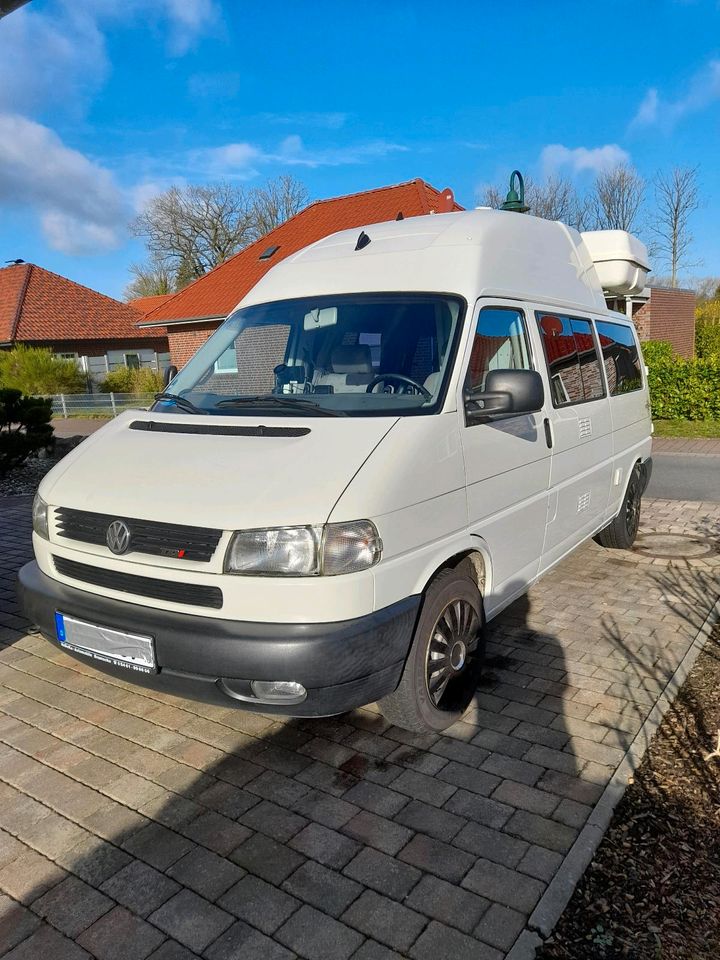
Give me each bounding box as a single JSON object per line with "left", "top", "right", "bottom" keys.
{"left": 55, "top": 612, "right": 156, "bottom": 674}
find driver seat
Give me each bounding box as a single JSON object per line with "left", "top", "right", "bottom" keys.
{"left": 314, "top": 345, "right": 374, "bottom": 393}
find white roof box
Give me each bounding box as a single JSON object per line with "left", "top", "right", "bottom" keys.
{"left": 580, "top": 230, "right": 650, "bottom": 297}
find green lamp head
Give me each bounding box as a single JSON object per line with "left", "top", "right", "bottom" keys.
{"left": 501, "top": 170, "right": 530, "bottom": 213}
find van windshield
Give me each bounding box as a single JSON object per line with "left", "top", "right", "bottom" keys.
{"left": 162, "top": 293, "right": 464, "bottom": 417}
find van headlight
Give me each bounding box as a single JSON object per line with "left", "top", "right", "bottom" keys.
{"left": 224, "top": 521, "right": 382, "bottom": 577}
{"left": 32, "top": 493, "right": 50, "bottom": 540}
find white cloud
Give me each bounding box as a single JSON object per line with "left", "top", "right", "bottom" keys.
{"left": 198, "top": 135, "right": 408, "bottom": 177}
{"left": 0, "top": 0, "right": 221, "bottom": 114}
{"left": 631, "top": 59, "right": 720, "bottom": 130}
{"left": 0, "top": 113, "right": 128, "bottom": 255}
{"left": 540, "top": 143, "right": 630, "bottom": 176}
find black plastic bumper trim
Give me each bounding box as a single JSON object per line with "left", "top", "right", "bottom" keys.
{"left": 17, "top": 561, "right": 420, "bottom": 717}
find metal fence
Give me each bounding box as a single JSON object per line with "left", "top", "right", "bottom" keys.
{"left": 48, "top": 393, "right": 156, "bottom": 418}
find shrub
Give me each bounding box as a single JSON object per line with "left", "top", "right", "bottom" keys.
{"left": 640, "top": 339, "right": 674, "bottom": 364}
{"left": 0, "top": 346, "right": 86, "bottom": 395}
{"left": 98, "top": 366, "right": 164, "bottom": 394}
{"left": 0, "top": 388, "right": 54, "bottom": 474}
{"left": 99, "top": 367, "right": 135, "bottom": 393}
{"left": 696, "top": 321, "right": 720, "bottom": 359}
{"left": 646, "top": 355, "right": 720, "bottom": 420}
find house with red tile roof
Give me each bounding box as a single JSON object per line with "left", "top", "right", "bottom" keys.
{"left": 0, "top": 262, "right": 169, "bottom": 382}
{"left": 139, "top": 179, "right": 462, "bottom": 367}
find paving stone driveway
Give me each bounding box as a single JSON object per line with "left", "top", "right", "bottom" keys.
{"left": 0, "top": 495, "right": 718, "bottom": 960}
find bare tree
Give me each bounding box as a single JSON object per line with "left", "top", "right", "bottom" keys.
{"left": 690, "top": 276, "right": 720, "bottom": 301}
{"left": 250, "top": 174, "right": 309, "bottom": 238}
{"left": 132, "top": 183, "right": 257, "bottom": 283}
{"left": 130, "top": 175, "right": 308, "bottom": 290}
{"left": 480, "top": 175, "right": 590, "bottom": 229}
{"left": 588, "top": 163, "right": 645, "bottom": 233}
{"left": 649, "top": 166, "right": 700, "bottom": 287}
{"left": 124, "top": 257, "right": 175, "bottom": 300}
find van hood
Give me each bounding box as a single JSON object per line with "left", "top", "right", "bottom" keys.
{"left": 41, "top": 410, "right": 398, "bottom": 530}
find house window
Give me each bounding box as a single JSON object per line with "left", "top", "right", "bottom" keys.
{"left": 214, "top": 346, "right": 239, "bottom": 374}
{"left": 124, "top": 353, "right": 141, "bottom": 370}
{"left": 536, "top": 313, "right": 605, "bottom": 407}
{"left": 57, "top": 352, "right": 79, "bottom": 364}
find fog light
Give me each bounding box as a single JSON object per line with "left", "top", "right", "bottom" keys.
{"left": 250, "top": 680, "right": 307, "bottom": 704}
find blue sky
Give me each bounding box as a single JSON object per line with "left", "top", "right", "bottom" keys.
{"left": 1, "top": 0, "right": 718, "bottom": 299}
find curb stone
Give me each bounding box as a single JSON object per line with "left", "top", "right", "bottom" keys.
{"left": 507, "top": 591, "right": 720, "bottom": 954}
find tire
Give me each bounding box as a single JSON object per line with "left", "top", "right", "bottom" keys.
{"left": 379, "top": 567, "right": 485, "bottom": 732}
{"left": 594, "top": 463, "right": 643, "bottom": 550}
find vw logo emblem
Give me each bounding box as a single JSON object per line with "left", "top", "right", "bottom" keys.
{"left": 106, "top": 519, "right": 131, "bottom": 555}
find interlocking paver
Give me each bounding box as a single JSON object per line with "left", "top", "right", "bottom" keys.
{"left": 276, "top": 903, "right": 363, "bottom": 960}
{"left": 289, "top": 821, "right": 361, "bottom": 869}
{"left": 410, "top": 920, "right": 504, "bottom": 960}
{"left": 393, "top": 798, "right": 465, "bottom": 842}
{"left": 148, "top": 889, "right": 233, "bottom": 952}
{"left": 0, "top": 893, "right": 41, "bottom": 954}
{"left": 3, "top": 922, "right": 93, "bottom": 960}
{"left": 462, "top": 859, "right": 545, "bottom": 913}
{"left": 32, "top": 875, "right": 113, "bottom": 938}
{"left": 1, "top": 495, "right": 718, "bottom": 960}
{"left": 76, "top": 906, "right": 165, "bottom": 960}
{"left": 100, "top": 859, "right": 180, "bottom": 916}
{"left": 218, "top": 874, "right": 300, "bottom": 933}
{"left": 166, "top": 846, "right": 243, "bottom": 901}
{"left": 205, "top": 919, "right": 296, "bottom": 960}
{"left": 282, "top": 859, "right": 363, "bottom": 917}
{"left": 342, "top": 889, "right": 426, "bottom": 953}
{"left": 230, "top": 832, "right": 305, "bottom": 884}
{"left": 344, "top": 846, "right": 422, "bottom": 900}
{"left": 405, "top": 873, "right": 490, "bottom": 933}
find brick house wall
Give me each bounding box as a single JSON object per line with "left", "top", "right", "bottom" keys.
{"left": 167, "top": 325, "right": 220, "bottom": 368}
{"left": 632, "top": 287, "right": 695, "bottom": 358}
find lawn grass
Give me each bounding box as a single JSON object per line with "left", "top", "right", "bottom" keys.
{"left": 653, "top": 419, "right": 720, "bottom": 438}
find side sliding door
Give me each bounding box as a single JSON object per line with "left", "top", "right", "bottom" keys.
{"left": 534, "top": 309, "right": 613, "bottom": 571}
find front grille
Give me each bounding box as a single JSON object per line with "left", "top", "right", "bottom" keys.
{"left": 53, "top": 556, "right": 223, "bottom": 609}
{"left": 55, "top": 507, "right": 222, "bottom": 562}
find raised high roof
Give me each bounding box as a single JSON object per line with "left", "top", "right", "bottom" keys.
{"left": 242, "top": 209, "right": 610, "bottom": 314}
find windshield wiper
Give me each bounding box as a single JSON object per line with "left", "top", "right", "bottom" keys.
{"left": 154, "top": 392, "right": 208, "bottom": 415}
{"left": 214, "top": 395, "right": 347, "bottom": 417}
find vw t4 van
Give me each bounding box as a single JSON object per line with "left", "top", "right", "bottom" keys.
{"left": 19, "top": 205, "right": 652, "bottom": 732}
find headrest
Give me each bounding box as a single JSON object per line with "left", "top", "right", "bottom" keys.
{"left": 330, "top": 344, "right": 373, "bottom": 374}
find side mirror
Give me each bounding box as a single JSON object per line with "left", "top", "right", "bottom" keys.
{"left": 465, "top": 369, "right": 544, "bottom": 422}
{"left": 163, "top": 364, "right": 178, "bottom": 388}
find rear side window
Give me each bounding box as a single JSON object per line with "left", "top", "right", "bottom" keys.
{"left": 467, "top": 307, "right": 532, "bottom": 392}
{"left": 537, "top": 313, "right": 605, "bottom": 407}
{"left": 595, "top": 321, "right": 643, "bottom": 395}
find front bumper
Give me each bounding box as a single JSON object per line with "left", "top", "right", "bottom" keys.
{"left": 17, "top": 561, "right": 419, "bottom": 717}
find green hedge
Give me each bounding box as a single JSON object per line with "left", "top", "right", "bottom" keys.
{"left": 696, "top": 321, "right": 720, "bottom": 359}
{"left": 643, "top": 340, "right": 720, "bottom": 420}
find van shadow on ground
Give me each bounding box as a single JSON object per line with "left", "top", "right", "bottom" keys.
{"left": 0, "top": 495, "right": 718, "bottom": 958}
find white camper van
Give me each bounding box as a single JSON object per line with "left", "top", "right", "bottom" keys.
{"left": 19, "top": 205, "right": 652, "bottom": 732}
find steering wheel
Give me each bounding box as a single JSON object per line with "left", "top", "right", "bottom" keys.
{"left": 366, "top": 374, "right": 431, "bottom": 399}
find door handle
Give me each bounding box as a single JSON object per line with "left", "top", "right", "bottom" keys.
{"left": 543, "top": 417, "right": 553, "bottom": 449}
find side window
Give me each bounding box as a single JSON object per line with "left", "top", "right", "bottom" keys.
{"left": 467, "top": 307, "right": 531, "bottom": 392}
{"left": 537, "top": 313, "right": 605, "bottom": 407}
{"left": 595, "top": 321, "right": 643, "bottom": 395}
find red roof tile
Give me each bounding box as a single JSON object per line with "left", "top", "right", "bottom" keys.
{"left": 142, "top": 179, "right": 463, "bottom": 326}
{"left": 0, "top": 263, "right": 158, "bottom": 344}
{"left": 129, "top": 293, "right": 175, "bottom": 316}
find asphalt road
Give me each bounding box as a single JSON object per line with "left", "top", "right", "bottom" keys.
{"left": 647, "top": 453, "right": 720, "bottom": 502}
